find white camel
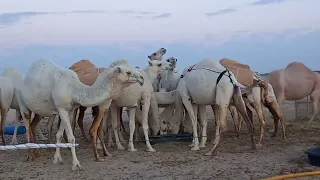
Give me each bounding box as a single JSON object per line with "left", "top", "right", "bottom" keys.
{"left": 147, "top": 48, "right": 167, "bottom": 91}
{"left": 155, "top": 58, "right": 256, "bottom": 155}
{"left": 158, "top": 57, "right": 180, "bottom": 92}
{"left": 0, "top": 67, "right": 47, "bottom": 145}
{"left": 106, "top": 59, "right": 171, "bottom": 152}
{"left": 18, "top": 59, "right": 144, "bottom": 171}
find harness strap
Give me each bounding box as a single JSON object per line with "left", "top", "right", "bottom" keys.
{"left": 180, "top": 64, "right": 235, "bottom": 86}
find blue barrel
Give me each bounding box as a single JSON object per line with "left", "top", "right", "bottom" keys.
{"left": 4, "top": 125, "right": 26, "bottom": 135}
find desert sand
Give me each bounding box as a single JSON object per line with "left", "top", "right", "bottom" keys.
{"left": 1, "top": 99, "right": 320, "bottom": 180}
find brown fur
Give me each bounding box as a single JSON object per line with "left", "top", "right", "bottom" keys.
{"left": 219, "top": 58, "right": 254, "bottom": 87}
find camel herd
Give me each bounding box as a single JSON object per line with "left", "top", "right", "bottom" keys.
{"left": 0, "top": 48, "right": 319, "bottom": 171}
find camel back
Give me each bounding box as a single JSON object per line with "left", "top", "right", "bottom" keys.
{"left": 219, "top": 58, "right": 254, "bottom": 87}
{"left": 285, "top": 62, "right": 313, "bottom": 74}
{"left": 69, "top": 59, "right": 106, "bottom": 86}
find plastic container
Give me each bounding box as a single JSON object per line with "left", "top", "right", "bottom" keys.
{"left": 305, "top": 147, "right": 320, "bottom": 167}
{"left": 4, "top": 125, "right": 26, "bottom": 135}
{"left": 149, "top": 133, "right": 193, "bottom": 145}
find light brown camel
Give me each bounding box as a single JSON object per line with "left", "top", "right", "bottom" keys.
{"left": 265, "top": 62, "right": 320, "bottom": 128}
{"left": 219, "top": 58, "right": 285, "bottom": 146}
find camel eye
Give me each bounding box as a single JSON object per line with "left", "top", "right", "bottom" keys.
{"left": 166, "top": 59, "right": 169, "bottom": 62}
{"left": 158, "top": 63, "right": 162, "bottom": 67}
{"left": 126, "top": 71, "right": 131, "bottom": 75}
{"left": 153, "top": 53, "right": 156, "bottom": 56}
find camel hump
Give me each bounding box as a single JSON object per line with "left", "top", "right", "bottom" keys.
{"left": 285, "top": 61, "right": 313, "bottom": 73}
{"left": 219, "top": 58, "right": 254, "bottom": 87}
{"left": 219, "top": 58, "right": 251, "bottom": 70}
{"left": 69, "top": 59, "right": 96, "bottom": 72}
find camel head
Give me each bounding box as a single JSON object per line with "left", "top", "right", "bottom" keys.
{"left": 148, "top": 60, "right": 171, "bottom": 75}
{"left": 147, "top": 48, "right": 167, "bottom": 60}
{"left": 166, "top": 57, "right": 178, "bottom": 71}
{"left": 111, "top": 65, "right": 144, "bottom": 86}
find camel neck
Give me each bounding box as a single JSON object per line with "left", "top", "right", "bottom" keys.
{"left": 143, "top": 67, "right": 159, "bottom": 84}
{"left": 71, "top": 70, "right": 122, "bottom": 107}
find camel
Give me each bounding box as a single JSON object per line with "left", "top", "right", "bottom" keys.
{"left": 147, "top": 48, "right": 167, "bottom": 91}
{"left": 0, "top": 67, "right": 47, "bottom": 145}
{"left": 265, "top": 62, "right": 320, "bottom": 128}
{"left": 218, "top": 58, "right": 285, "bottom": 146}
{"left": 106, "top": 59, "right": 171, "bottom": 151}
{"left": 155, "top": 58, "right": 256, "bottom": 155}
{"left": 18, "top": 59, "right": 144, "bottom": 171}
{"left": 228, "top": 82, "right": 286, "bottom": 146}
{"left": 158, "top": 57, "right": 180, "bottom": 92}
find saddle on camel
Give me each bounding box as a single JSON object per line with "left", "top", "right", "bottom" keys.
{"left": 219, "top": 58, "right": 268, "bottom": 100}
{"left": 69, "top": 59, "right": 127, "bottom": 134}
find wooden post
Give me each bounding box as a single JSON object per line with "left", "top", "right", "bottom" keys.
{"left": 295, "top": 100, "right": 298, "bottom": 120}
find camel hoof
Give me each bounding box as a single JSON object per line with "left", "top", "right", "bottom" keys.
{"left": 191, "top": 146, "right": 200, "bottom": 151}
{"left": 117, "top": 146, "right": 125, "bottom": 150}
{"left": 205, "top": 151, "right": 217, "bottom": 156}
{"left": 256, "top": 143, "right": 263, "bottom": 149}
{"left": 53, "top": 158, "right": 64, "bottom": 165}
{"left": 251, "top": 145, "right": 257, "bottom": 150}
{"left": 95, "top": 157, "right": 105, "bottom": 162}
{"left": 189, "top": 143, "right": 195, "bottom": 147}
{"left": 199, "top": 144, "right": 206, "bottom": 148}
{"left": 107, "top": 143, "right": 114, "bottom": 148}
{"left": 97, "top": 145, "right": 103, "bottom": 150}
{"left": 10, "top": 140, "right": 18, "bottom": 145}
{"left": 146, "top": 148, "right": 156, "bottom": 152}
{"left": 128, "top": 148, "right": 137, "bottom": 152}
{"left": 72, "top": 164, "right": 83, "bottom": 171}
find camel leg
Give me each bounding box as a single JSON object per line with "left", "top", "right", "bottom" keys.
{"left": 232, "top": 87, "right": 256, "bottom": 150}
{"left": 77, "top": 106, "right": 89, "bottom": 141}
{"left": 0, "top": 108, "right": 8, "bottom": 145}
{"left": 189, "top": 104, "right": 198, "bottom": 147}
{"left": 199, "top": 105, "right": 207, "bottom": 148}
{"left": 46, "top": 115, "right": 56, "bottom": 143}
{"left": 229, "top": 106, "right": 240, "bottom": 137}
{"left": 266, "top": 100, "right": 286, "bottom": 139}
{"left": 97, "top": 108, "right": 111, "bottom": 157}
{"left": 56, "top": 108, "right": 82, "bottom": 171}
{"left": 117, "top": 107, "right": 126, "bottom": 143}
{"left": 141, "top": 98, "right": 156, "bottom": 152}
{"left": 250, "top": 101, "right": 265, "bottom": 147}
{"left": 30, "top": 114, "right": 41, "bottom": 157}
{"left": 89, "top": 103, "right": 107, "bottom": 162}
{"left": 205, "top": 104, "right": 227, "bottom": 156}
{"left": 10, "top": 110, "right": 20, "bottom": 145}
{"left": 128, "top": 107, "right": 137, "bottom": 152}
{"left": 10, "top": 126, "right": 18, "bottom": 145}
{"left": 37, "top": 118, "right": 48, "bottom": 141}
{"left": 181, "top": 96, "right": 200, "bottom": 151}
{"left": 106, "top": 117, "right": 113, "bottom": 147}
{"left": 307, "top": 92, "right": 320, "bottom": 128}
{"left": 110, "top": 103, "right": 125, "bottom": 150}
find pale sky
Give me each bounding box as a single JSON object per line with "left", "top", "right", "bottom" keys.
{"left": 0, "top": 0, "right": 319, "bottom": 73}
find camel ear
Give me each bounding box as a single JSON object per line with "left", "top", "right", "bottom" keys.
{"left": 175, "top": 59, "right": 178, "bottom": 61}
{"left": 115, "top": 66, "right": 122, "bottom": 74}
{"left": 148, "top": 61, "right": 152, "bottom": 66}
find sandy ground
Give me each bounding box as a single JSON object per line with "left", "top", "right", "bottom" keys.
{"left": 1, "top": 100, "right": 320, "bottom": 180}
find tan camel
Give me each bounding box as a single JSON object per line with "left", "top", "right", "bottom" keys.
{"left": 265, "top": 62, "right": 320, "bottom": 128}
{"left": 219, "top": 58, "right": 285, "bottom": 146}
